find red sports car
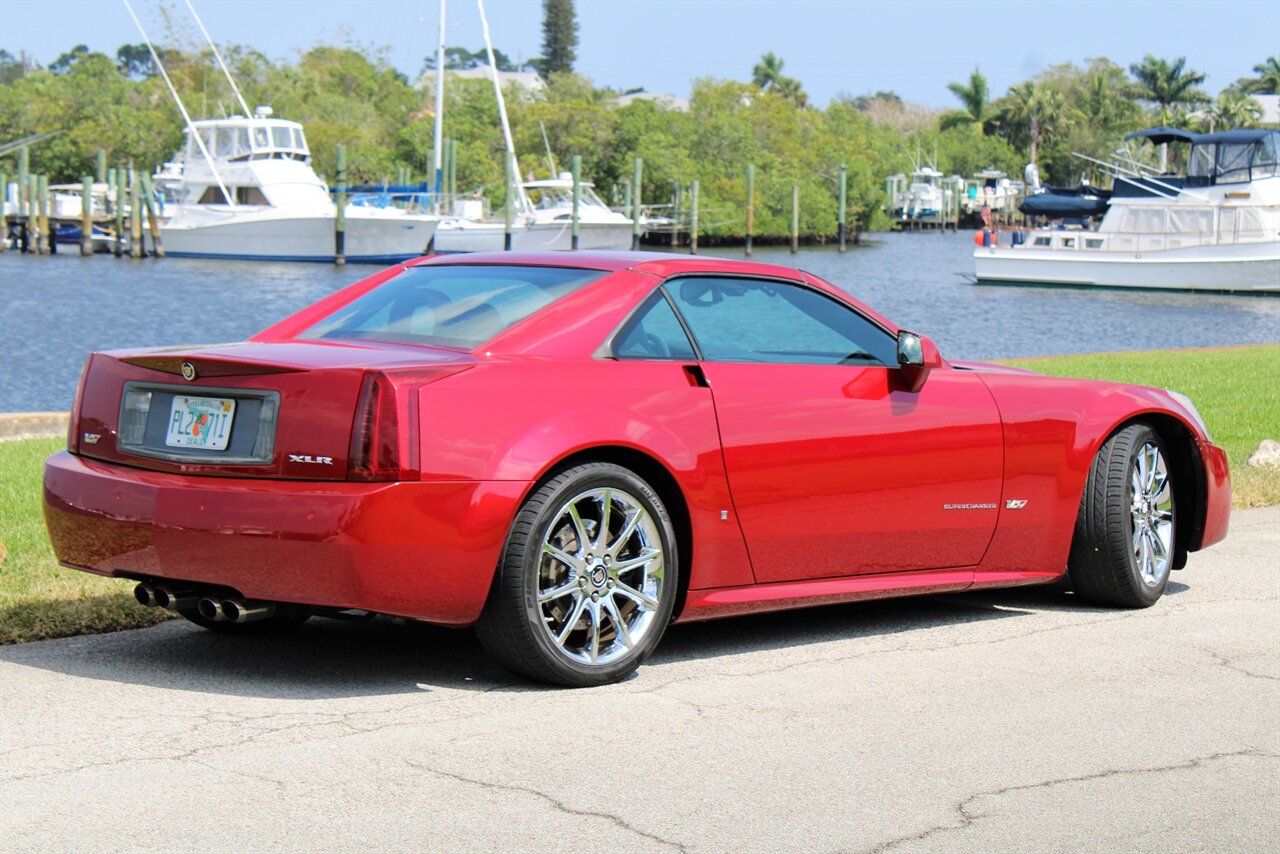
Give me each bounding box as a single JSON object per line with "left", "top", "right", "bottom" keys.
{"left": 43, "top": 252, "right": 1230, "bottom": 686}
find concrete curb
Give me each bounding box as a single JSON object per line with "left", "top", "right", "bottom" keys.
{"left": 0, "top": 412, "right": 69, "bottom": 441}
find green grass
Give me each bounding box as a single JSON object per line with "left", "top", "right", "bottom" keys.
{"left": 0, "top": 436, "right": 171, "bottom": 644}
{"left": 1002, "top": 344, "right": 1280, "bottom": 507}
{"left": 1, "top": 343, "right": 1276, "bottom": 644}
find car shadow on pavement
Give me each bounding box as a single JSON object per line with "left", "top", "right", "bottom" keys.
{"left": 0, "top": 581, "right": 1191, "bottom": 699}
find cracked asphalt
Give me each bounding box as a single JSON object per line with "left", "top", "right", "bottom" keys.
{"left": 2, "top": 506, "right": 1276, "bottom": 853}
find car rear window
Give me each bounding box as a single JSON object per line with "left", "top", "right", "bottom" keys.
{"left": 297, "top": 265, "right": 605, "bottom": 348}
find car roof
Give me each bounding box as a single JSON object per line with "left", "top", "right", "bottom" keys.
{"left": 408, "top": 251, "right": 806, "bottom": 282}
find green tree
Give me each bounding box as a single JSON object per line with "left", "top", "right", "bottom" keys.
{"left": 0, "top": 50, "right": 22, "bottom": 85}
{"left": 1000, "top": 82, "right": 1072, "bottom": 167}
{"left": 1129, "top": 55, "right": 1209, "bottom": 124}
{"left": 1202, "top": 90, "right": 1263, "bottom": 131}
{"left": 1240, "top": 57, "right": 1280, "bottom": 94}
{"left": 537, "top": 0, "right": 578, "bottom": 76}
{"left": 940, "top": 68, "right": 989, "bottom": 132}
{"left": 49, "top": 44, "right": 89, "bottom": 74}
{"left": 115, "top": 44, "right": 154, "bottom": 80}
{"left": 752, "top": 51, "right": 785, "bottom": 90}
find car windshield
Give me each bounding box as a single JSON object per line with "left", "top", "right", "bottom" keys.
{"left": 297, "top": 264, "right": 605, "bottom": 348}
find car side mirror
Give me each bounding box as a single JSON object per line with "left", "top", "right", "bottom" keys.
{"left": 896, "top": 331, "right": 942, "bottom": 392}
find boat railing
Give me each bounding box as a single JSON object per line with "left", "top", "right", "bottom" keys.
{"left": 1016, "top": 223, "right": 1278, "bottom": 253}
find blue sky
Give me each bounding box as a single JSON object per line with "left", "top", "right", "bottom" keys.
{"left": 2, "top": 0, "right": 1277, "bottom": 107}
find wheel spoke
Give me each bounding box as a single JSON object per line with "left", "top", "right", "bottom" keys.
{"left": 1148, "top": 527, "right": 1168, "bottom": 561}
{"left": 595, "top": 489, "right": 613, "bottom": 550}
{"left": 587, "top": 599, "right": 602, "bottom": 663}
{"left": 614, "top": 580, "right": 659, "bottom": 610}
{"left": 603, "top": 595, "right": 633, "bottom": 650}
{"left": 539, "top": 580, "right": 580, "bottom": 604}
{"left": 555, "top": 595, "right": 587, "bottom": 647}
{"left": 608, "top": 508, "right": 643, "bottom": 557}
{"left": 614, "top": 547, "right": 662, "bottom": 574}
{"left": 542, "top": 542, "right": 580, "bottom": 571}
{"left": 567, "top": 504, "right": 589, "bottom": 553}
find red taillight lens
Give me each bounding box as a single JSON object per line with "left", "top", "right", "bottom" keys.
{"left": 67, "top": 356, "right": 91, "bottom": 454}
{"left": 347, "top": 366, "right": 470, "bottom": 482}
{"left": 348, "top": 372, "right": 403, "bottom": 482}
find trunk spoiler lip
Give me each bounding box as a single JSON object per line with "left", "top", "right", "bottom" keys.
{"left": 108, "top": 339, "right": 477, "bottom": 376}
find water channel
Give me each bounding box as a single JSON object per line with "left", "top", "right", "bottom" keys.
{"left": 2, "top": 231, "right": 1276, "bottom": 412}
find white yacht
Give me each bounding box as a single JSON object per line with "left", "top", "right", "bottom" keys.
{"left": 974, "top": 128, "right": 1280, "bottom": 293}
{"left": 432, "top": 174, "right": 633, "bottom": 253}
{"left": 963, "top": 168, "right": 1021, "bottom": 216}
{"left": 154, "top": 110, "right": 438, "bottom": 263}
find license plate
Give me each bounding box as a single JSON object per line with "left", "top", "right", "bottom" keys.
{"left": 165, "top": 396, "right": 236, "bottom": 450}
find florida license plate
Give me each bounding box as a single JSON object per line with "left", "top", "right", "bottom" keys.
{"left": 165, "top": 396, "right": 236, "bottom": 450}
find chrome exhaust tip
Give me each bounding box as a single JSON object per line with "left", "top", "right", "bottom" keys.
{"left": 154, "top": 585, "right": 201, "bottom": 612}
{"left": 221, "top": 599, "right": 277, "bottom": 624}
{"left": 196, "top": 597, "right": 226, "bottom": 622}
{"left": 133, "top": 582, "right": 159, "bottom": 607}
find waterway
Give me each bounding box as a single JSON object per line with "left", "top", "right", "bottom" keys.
{"left": 2, "top": 232, "right": 1277, "bottom": 412}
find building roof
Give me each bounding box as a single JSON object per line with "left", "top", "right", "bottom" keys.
{"left": 614, "top": 92, "right": 690, "bottom": 112}
{"left": 416, "top": 66, "right": 544, "bottom": 92}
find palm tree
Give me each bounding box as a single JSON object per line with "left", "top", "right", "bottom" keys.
{"left": 752, "top": 52, "right": 785, "bottom": 91}
{"left": 1242, "top": 56, "right": 1280, "bottom": 94}
{"left": 1205, "top": 90, "right": 1264, "bottom": 131}
{"left": 1004, "top": 82, "right": 1069, "bottom": 166}
{"left": 1129, "top": 55, "right": 1210, "bottom": 122}
{"left": 1129, "top": 55, "right": 1209, "bottom": 170}
{"left": 941, "top": 68, "right": 989, "bottom": 132}
{"left": 774, "top": 76, "right": 808, "bottom": 108}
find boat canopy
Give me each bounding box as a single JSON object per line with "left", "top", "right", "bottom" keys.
{"left": 1126, "top": 127, "right": 1279, "bottom": 185}
{"left": 183, "top": 117, "right": 311, "bottom": 164}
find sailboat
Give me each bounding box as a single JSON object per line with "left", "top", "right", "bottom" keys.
{"left": 429, "top": 0, "right": 633, "bottom": 253}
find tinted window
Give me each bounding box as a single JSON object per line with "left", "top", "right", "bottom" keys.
{"left": 613, "top": 292, "right": 697, "bottom": 360}
{"left": 668, "top": 277, "right": 896, "bottom": 366}
{"left": 298, "top": 265, "right": 604, "bottom": 348}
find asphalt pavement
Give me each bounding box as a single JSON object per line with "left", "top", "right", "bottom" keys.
{"left": 2, "top": 506, "right": 1276, "bottom": 853}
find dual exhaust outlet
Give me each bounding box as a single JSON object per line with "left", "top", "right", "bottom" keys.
{"left": 134, "top": 581, "right": 277, "bottom": 624}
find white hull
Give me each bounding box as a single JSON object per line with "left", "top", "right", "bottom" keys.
{"left": 974, "top": 241, "right": 1280, "bottom": 293}
{"left": 432, "top": 220, "right": 633, "bottom": 253}
{"left": 160, "top": 208, "right": 438, "bottom": 263}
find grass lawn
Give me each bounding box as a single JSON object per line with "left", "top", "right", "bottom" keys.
{"left": 1002, "top": 344, "right": 1280, "bottom": 508}
{"left": 1, "top": 344, "right": 1275, "bottom": 645}
{"left": 0, "top": 436, "right": 171, "bottom": 644}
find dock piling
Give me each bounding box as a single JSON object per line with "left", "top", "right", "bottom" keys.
{"left": 690, "top": 179, "right": 700, "bottom": 255}
{"left": 112, "top": 166, "right": 124, "bottom": 258}
{"left": 448, "top": 139, "right": 458, "bottom": 209}
{"left": 38, "top": 175, "right": 51, "bottom": 254}
{"left": 80, "top": 176, "right": 92, "bottom": 255}
{"left": 790, "top": 184, "right": 799, "bottom": 254}
{"left": 838, "top": 165, "right": 847, "bottom": 252}
{"left": 140, "top": 174, "right": 164, "bottom": 258}
{"left": 334, "top": 144, "right": 347, "bottom": 266}
{"left": 503, "top": 150, "right": 515, "bottom": 251}
{"left": 570, "top": 154, "right": 581, "bottom": 251}
{"left": 745, "top": 163, "right": 755, "bottom": 257}
{"left": 630, "top": 157, "right": 642, "bottom": 251}
{"left": 129, "top": 166, "right": 143, "bottom": 258}
{"left": 0, "top": 170, "right": 7, "bottom": 254}
{"left": 95, "top": 149, "right": 106, "bottom": 184}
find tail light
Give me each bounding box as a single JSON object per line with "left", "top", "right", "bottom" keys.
{"left": 66, "top": 356, "right": 91, "bottom": 454}
{"left": 347, "top": 366, "right": 469, "bottom": 482}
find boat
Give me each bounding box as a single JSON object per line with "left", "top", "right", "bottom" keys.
{"left": 963, "top": 168, "right": 1022, "bottom": 216}
{"left": 153, "top": 110, "right": 438, "bottom": 263}
{"left": 890, "top": 166, "right": 945, "bottom": 220}
{"left": 432, "top": 174, "right": 633, "bottom": 252}
{"left": 974, "top": 128, "right": 1280, "bottom": 293}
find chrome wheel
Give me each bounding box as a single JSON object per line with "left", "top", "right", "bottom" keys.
{"left": 536, "top": 487, "right": 665, "bottom": 666}
{"left": 1129, "top": 441, "right": 1174, "bottom": 587}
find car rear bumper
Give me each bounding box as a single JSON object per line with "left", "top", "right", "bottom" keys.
{"left": 1196, "top": 440, "right": 1231, "bottom": 551}
{"left": 43, "top": 451, "right": 526, "bottom": 625}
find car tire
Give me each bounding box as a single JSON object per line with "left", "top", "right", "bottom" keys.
{"left": 177, "top": 603, "right": 312, "bottom": 635}
{"left": 1068, "top": 423, "right": 1175, "bottom": 608}
{"left": 476, "top": 462, "right": 679, "bottom": 687}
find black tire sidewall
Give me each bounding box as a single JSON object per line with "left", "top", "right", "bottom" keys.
{"left": 510, "top": 464, "right": 678, "bottom": 687}
{"left": 1110, "top": 426, "right": 1174, "bottom": 606}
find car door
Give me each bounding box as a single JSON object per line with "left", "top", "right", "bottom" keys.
{"left": 664, "top": 275, "right": 1003, "bottom": 583}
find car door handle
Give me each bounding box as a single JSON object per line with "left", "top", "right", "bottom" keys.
{"left": 682, "top": 364, "right": 710, "bottom": 388}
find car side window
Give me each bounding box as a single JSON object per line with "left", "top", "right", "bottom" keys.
{"left": 612, "top": 291, "right": 698, "bottom": 360}
{"left": 666, "top": 277, "right": 897, "bottom": 366}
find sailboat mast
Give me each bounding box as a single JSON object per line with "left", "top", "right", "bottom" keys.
{"left": 433, "top": 0, "right": 446, "bottom": 214}
{"left": 184, "top": 0, "right": 251, "bottom": 118}
{"left": 476, "top": 0, "right": 527, "bottom": 212}
{"left": 121, "top": 0, "right": 236, "bottom": 208}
